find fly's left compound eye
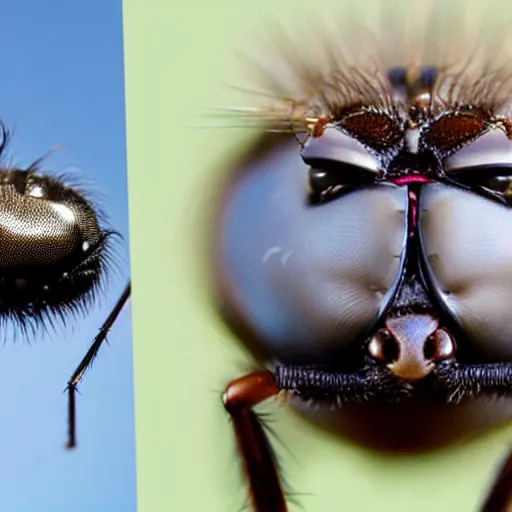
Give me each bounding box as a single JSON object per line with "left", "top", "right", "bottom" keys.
{"left": 301, "top": 126, "right": 379, "bottom": 203}
{"left": 214, "top": 135, "right": 408, "bottom": 364}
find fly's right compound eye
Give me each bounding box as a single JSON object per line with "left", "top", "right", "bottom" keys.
{"left": 419, "top": 127, "right": 512, "bottom": 361}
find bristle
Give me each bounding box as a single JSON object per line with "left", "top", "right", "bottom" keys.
{"left": 225, "top": 0, "right": 512, "bottom": 132}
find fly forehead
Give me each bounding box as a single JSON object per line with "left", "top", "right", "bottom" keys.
{"left": 323, "top": 110, "right": 495, "bottom": 177}
{"left": 387, "top": 65, "right": 438, "bottom": 109}
{"left": 324, "top": 65, "right": 438, "bottom": 155}
{"left": 405, "top": 129, "right": 421, "bottom": 154}
{"left": 321, "top": 64, "right": 498, "bottom": 169}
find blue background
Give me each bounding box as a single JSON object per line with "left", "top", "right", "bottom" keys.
{"left": 0, "top": 2, "right": 135, "bottom": 511}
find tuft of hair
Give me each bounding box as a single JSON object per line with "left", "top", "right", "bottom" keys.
{"left": 219, "top": 0, "right": 512, "bottom": 134}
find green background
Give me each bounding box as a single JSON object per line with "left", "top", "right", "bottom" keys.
{"left": 123, "top": 1, "right": 512, "bottom": 510}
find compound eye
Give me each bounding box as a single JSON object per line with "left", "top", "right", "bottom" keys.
{"left": 444, "top": 128, "right": 512, "bottom": 204}
{"left": 301, "top": 126, "right": 379, "bottom": 203}
{"left": 213, "top": 135, "right": 408, "bottom": 364}
{"left": 0, "top": 167, "right": 115, "bottom": 317}
{"left": 0, "top": 170, "right": 102, "bottom": 268}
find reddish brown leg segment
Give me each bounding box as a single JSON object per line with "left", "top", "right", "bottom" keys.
{"left": 223, "top": 370, "right": 288, "bottom": 512}
{"left": 481, "top": 449, "right": 512, "bottom": 512}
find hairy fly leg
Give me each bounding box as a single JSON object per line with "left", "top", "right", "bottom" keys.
{"left": 223, "top": 371, "right": 287, "bottom": 512}
{"left": 223, "top": 365, "right": 414, "bottom": 512}
{"left": 433, "top": 361, "right": 512, "bottom": 404}
{"left": 480, "top": 449, "right": 512, "bottom": 512}
{"left": 275, "top": 364, "right": 414, "bottom": 404}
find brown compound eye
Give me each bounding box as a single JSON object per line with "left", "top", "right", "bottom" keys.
{"left": 422, "top": 110, "right": 489, "bottom": 155}
{"left": 338, "top": 110, "right": 404, "bottom": 153}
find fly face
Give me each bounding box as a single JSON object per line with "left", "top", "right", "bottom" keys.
{"left": 215, "top": 68, "right": 512, "bottom": 400}
{"left": 209, "top": 11, "right": 512, "bottom": 511}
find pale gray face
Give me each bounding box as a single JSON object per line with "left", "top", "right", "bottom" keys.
{"left": 213, "top": 126, "right": 512, "bottom": 365}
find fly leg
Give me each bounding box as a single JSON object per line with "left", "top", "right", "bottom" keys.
{"left": 432, "top": 361, "right": 512, "bottom": 511}
{"left": 65, "top": 281, "right": 131, "bottom": 448}
{"left": 223, "top": 370, "right": 288, "bottom": 512}
{"left": 223, "top": 364, "right": 411, "bottom": 512}
{"left": 480, "top": 449, "right": 512, "bottom": 512}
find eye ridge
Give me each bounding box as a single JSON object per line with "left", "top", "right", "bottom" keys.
{"left": 307, "top": 158, "right": 377, "bottom": 204}
{"left": 442, "top": 164, "right": 512, "bottom": 206}
{"left": 449, "top": 163, "right": 512, "bottom": 188}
